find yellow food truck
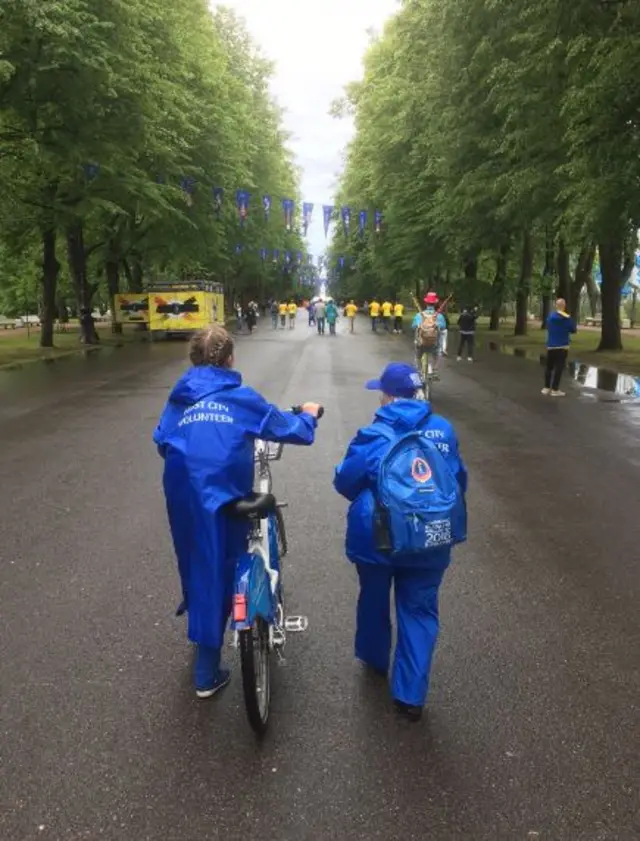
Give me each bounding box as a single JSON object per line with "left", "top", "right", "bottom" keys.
{"left": 114, "top": 280, "right": 224, "bottom": 338}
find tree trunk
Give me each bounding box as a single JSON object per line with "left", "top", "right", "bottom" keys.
{"left": 123, "top": 254, "right": 143, "bottom": 292}
{"left": 105, "top": 259, "right": 122, "bottom": 334}
{"left": 597, "top": 238, "right": 623, "bottom": 351}
{"left": 541, "top": 229, "right": 555, "bottom": 327}
{"left": 67, "top": 221, "right": 98, "bottom": 344}
{"left": 39, "top": 227, "right": 60, "bottom": 348}
{"left": 586, "top": 272, "right": 599, "bottom": 317}
{"left": 489, "top": 246, "right": 508, "bottom": 331}
{"left": 569, "top": 243, "right": 596, "bottom": 319}
{"left": 515, "top": 230, "right": 533, "bottom": 336}
{"left": 556, "top": 236, "right": 570, "bottom": 301}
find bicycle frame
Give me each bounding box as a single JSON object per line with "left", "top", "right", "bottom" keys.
{"left": 230, "top": 440, "right": 285, "bottom": 648}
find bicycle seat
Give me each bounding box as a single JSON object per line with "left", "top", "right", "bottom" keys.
{"left": 224, "top": 491, "right": 277, "bottom": 519}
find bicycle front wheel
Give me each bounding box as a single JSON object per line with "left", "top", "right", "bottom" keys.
{"left": 239, "top": 617, "right": 271, "bottom": 735}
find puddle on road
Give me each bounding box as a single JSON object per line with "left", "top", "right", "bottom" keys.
{"left": 487, "top": 342, "right": 640, "bottom": 402}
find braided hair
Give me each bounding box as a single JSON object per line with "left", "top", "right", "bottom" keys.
{"left": 188, "top": 325, "right": 234, "bottom": 368}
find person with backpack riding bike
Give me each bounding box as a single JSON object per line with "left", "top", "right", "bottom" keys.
{"left": 412, "top": 292, "right": 447, "bottom": 379}
{"left": 334, "top": 362, "right": 468, "bottom": 722}
{"left": 153, "top": 325, "right": 322, "bottom": 699}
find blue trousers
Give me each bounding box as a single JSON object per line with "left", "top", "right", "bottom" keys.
{"left": 355, "top": 564, "right": 444, "bottom": 706}
{"left": 194, "top": 645, "right": 222, "bottom": 690}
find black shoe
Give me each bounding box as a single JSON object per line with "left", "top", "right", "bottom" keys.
{"left": 394, "top": 700, "right": 423, "bottom": 722}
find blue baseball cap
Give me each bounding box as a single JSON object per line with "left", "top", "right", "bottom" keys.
{"left": 365, "top": 362, "right": 422, "bottom": 398}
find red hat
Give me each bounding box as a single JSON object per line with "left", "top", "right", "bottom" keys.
{"left": 424, "top": 292, "right": 439, "bottom": 305}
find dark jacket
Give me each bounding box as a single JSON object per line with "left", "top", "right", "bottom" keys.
{"left": 457, "top": 311, "right": 477, "bottom": 333}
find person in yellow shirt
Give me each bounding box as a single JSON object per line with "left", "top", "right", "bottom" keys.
{"left": 369, "top": 299, "right": 380, "bottom": 332}
{"left": 393, "top": 301, "right": 404, "bottom": 334}
{"left": 278, "top": 301, "right": 288, "bottom": 329}
{"left": 345, "top": 300, "right": 358, "bottom": 333}
{"left": 288, "top": 301, "right": 297, "bottom": 329}
{"left": 381, "top": 300, "right": 393, "bottom": 332}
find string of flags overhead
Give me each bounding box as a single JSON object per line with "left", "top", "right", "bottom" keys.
{"left": 81, "top": 162, "right": 383, "bottom": 237}
{"left": 229, "top": 192, "right": 384, "bottom": 237}
{"left": 232, "top": 245, "right": 356, "bottom": 271}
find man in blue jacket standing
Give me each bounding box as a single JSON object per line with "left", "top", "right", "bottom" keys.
{"left": 543, "top": 297, "right": 577, "bottom": 397}
{"left": 154, "top": 325, "right": 321, "bottom": 698}
{"left": 334, "top": 362, "right": 467, "bottom": 721}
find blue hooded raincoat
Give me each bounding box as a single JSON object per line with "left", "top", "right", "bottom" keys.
{"left": 154, "top": 365, "right": 316, "bottom": 648}
{"left": 334, "top": 399, "right": 468, "bottom": 706}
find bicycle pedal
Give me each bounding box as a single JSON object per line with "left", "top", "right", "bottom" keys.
{"left": 271, "top": 627, "right": 286, "bottom": 647}
{"left": 284, "top": 615, "right": 308, "bottom": 632}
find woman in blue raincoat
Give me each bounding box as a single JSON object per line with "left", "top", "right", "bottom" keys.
{"left": 334, "top": 362, "right": 467, "bottom": 721}
{"left": 154, "top": 325, "right": 321, "bottom": 697}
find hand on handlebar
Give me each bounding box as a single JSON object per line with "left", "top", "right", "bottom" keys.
{"left": 292, "top": 403, "right": 324, "bottom": 419}
{"left": 301, "top": 402, "right": 324, "bottom": 419}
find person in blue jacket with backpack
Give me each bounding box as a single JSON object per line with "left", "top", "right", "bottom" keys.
{"left": 154, "top": 325, "right": 322, "bottom": 698}
{"left": 334, "top": 362, "right": 467, "bottom": 721}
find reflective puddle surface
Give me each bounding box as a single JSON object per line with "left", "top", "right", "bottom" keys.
{"left": 487, "top": 342, "right": 640, "bottom": 402}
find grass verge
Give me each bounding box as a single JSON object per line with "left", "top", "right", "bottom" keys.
{"left": 0, "top": 325, "right": 142, "bottom": 369}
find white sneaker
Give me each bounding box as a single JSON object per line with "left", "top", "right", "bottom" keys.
{"left": 551, "top": 390, "right": 566, "bottom": 397}
{"left": 467, "top": 357, "right": 473, "bottom": 363}
{"left": 541, "top": 387, "right": 551, "bottom": 395}
{"left": 457, "top": 356, "right": 462, "bottom": 362}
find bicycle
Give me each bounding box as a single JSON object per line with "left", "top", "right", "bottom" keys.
{"left": 224, "top": 406, "right": 323, "bottom": 736}
{"left": 416, "top": 343, "right": 440, "bottom": 402}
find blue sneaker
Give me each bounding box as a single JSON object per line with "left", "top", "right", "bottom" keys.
{"left": 196, "top": 668, "right": 231, "bottom": 699}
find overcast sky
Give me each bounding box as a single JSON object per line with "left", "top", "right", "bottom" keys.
{"left": 211, "top": 0, "right": 397, "bottom": 258}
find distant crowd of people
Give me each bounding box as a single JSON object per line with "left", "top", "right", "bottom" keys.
{"left": 232, "top": 294, "right": 576, "bottom": 396}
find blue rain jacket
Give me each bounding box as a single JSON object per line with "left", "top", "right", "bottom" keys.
{"left": 334, "top": 400, "right": 467, "bottom": 571}
{"left": 545, "top": 310, "right": 577, "bottom": 349}
{"left": 154, "top": 365, "right": 316, "bottom": 647}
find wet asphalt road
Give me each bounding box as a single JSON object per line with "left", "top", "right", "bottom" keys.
{"left": 0, "top": 315, "right": 639, "bottom": 841}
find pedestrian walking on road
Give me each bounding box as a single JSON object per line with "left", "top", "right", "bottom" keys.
{"left": 278, "top": 301, "right": 287, "bottom": 329}
{"left": 288, "top": 301, "right": 297, "bottom": 329}
{"left": 369, "top": 299, "right": 380, "bottom": 332}
{"left": 393, "top": 301, "right": 404, "bottom": 334}
{"left": 439, "top": 311, "right": 450, "bottom": 356}
{"left": 153, "top": 325, "right": 322, "bottom": 698}
{"left": 244, "top": 304, "right": 256, "bottom": 334}
{"left": 542, "top": 298, "right": 577, "bottom": 397}
{"left": 315, "top": 299, "right": 326, "bottom": 335}
{"left": 381, "top": 300, "right": 393, "bottom": 332}
{"left": 270, "top": 300, "right": 279, "bottom": 329}
{"left": 345, "top": 300, "right": 358, "bottom": 333}
{"left": 326, "top": 300, "right": 338, "bottom": 335}
{"left": 457, "top": 306, "right": 477, "bottom": 362}
{"left": 308, "top": 301, "right": 316, "bottom": 327}
{"left": 334, "top": 362, "right": 468, "bottom": 722}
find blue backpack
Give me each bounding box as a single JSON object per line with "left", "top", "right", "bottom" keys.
{"left": 375, "top": 428, "right": 466, "bottom": 555}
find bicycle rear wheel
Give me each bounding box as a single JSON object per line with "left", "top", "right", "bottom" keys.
{"left": 239, "top": 617, "right": 271, "bottom": 735}
{"left": 420, "top": 353, "right": 432, "bottom": 402}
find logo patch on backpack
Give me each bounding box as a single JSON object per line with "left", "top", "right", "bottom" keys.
{"left": 411, "top": 457, "right": 432, "bottom": 484}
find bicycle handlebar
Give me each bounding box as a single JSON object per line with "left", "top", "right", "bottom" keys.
{"left": 292, "top": 405, "right": 325, "bottom": 420}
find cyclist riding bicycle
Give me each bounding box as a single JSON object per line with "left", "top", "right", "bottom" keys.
{"left": 153, "top": 325, "right": 321, "bottom": 698}
{"left": 412, "top": 292, "right": 447, "bottom": 380}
